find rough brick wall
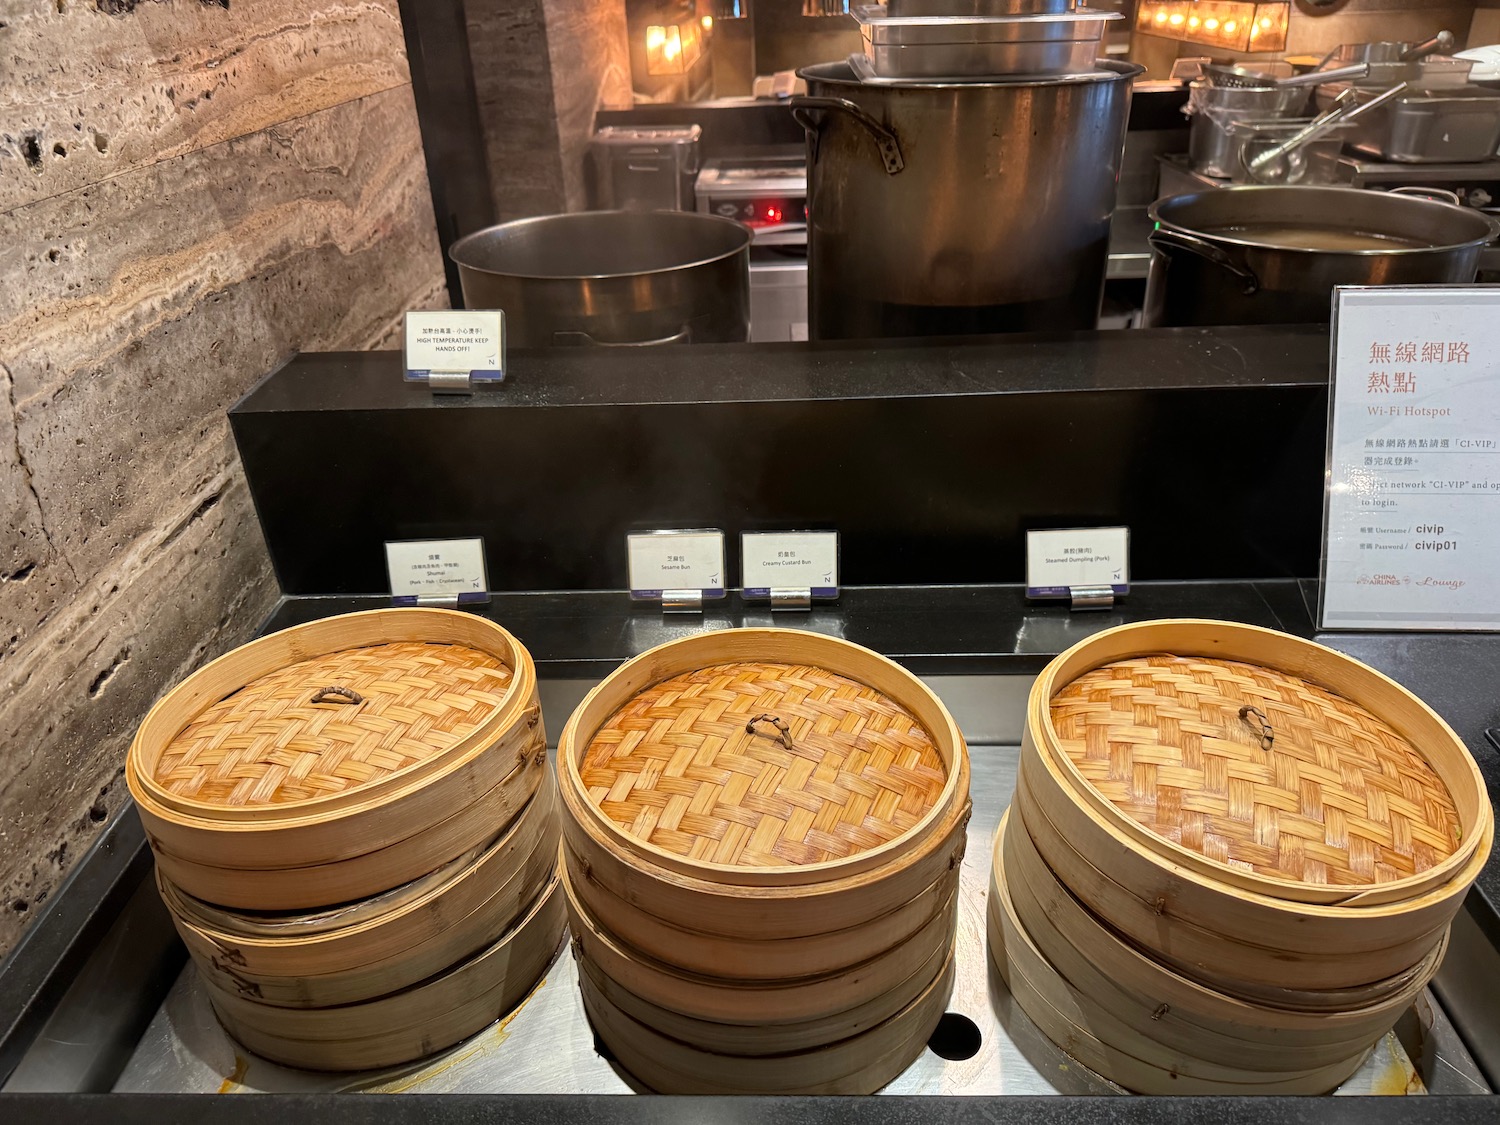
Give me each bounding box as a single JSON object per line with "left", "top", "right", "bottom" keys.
{"left": 0, "top": 0, "right": 446, "bottom": 955}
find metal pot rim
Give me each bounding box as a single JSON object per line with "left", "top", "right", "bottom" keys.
{"left": 1147, "top": 185, "right": 1498, "bottom": 256}
{"left": 448, "top": 211, "right": 753, "bottom": 282}
{"left": 796, "top": 57, "right": 1143, "bottom": 89}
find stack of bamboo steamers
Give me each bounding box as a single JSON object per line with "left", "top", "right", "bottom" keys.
{"left": 126, "top": 609, "right": 564, "bottom": 1071}
{"left": 556, "top": 629, "right": 971, "bottom": 1093}
{"left": 989, "top": 620, "right": 1492, "bottom": 1094}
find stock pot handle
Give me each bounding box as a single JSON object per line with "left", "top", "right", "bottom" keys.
{"left": 789, "top": 96, "right": 905, "bottom": 175}
{"left": 1148, "top": 228, "right": 1260, "bottom": 295}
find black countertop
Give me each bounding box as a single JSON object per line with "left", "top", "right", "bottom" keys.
{"left": 236, "top": 325, "right": 1330, "bottom": 413}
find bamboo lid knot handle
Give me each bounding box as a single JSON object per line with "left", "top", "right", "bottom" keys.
{"left": 310, "top": 686, "right": 364, "bottom": 706}
{"left": 1237, "top": 704, "right": 1274, "bottom": 751}
{"left": 745, "top": 713, "right": 794, "bottom": 751}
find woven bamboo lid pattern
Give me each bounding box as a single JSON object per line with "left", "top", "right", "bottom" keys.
{"left": 580, "top": 661, "right": 947, "bottom": 867}
{"left": 154, "top": 642, "right": 513, "bottom": 806}
{"left": 1050, "top": 654, "right": 1461, "bottom": 886}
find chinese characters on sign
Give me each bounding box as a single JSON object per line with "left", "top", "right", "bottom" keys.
{"left": 741, "top": 532, "right": 840, "bottom": 599}
{"left": 1364, "top": 338, "right": 1469, "bottom": 396}
{"left": 403, "top": 310, "right": 505, "bottom": 383}
{"left": 1025, "top": 527, "right": 1129, "bottom": 599}
{"left": 384, "top": 538, "right": 489, "bottom": 604}
{"left": 1321, "top": 289, "right": 1500, "bottom": 631}
{"left": 627, "top": 531, "right": 727, "bottom": 600}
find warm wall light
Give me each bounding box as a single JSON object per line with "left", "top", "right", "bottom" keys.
{"left": 645, "top": 24, "right": 684, "bottom": 74}
{"left": 1135, "top": 0, "right": 1288, "bottom": 52}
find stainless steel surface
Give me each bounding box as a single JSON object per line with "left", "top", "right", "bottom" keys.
{"left": 794, "top": 60, "right": 1140, "bottom": 339}
{"left": 110, "top": 712, "right": 1460, "bottom": 1095}
{"left": 1186, "top": 81, "right": 1311, "bottom": 179}
{"left": 449, "top": 212, "right": 752, "bottom": 347}
{"left": 1316, "top": 82, "right": 1500, "bottom": 165}
{"left": 1243, "top": 85, "right": 1404, "bottom": 184}
{"left": 1319, "top": 45, "right": 1474, "bottom": 90}
{"left": 586, "top": 125, "right": 702, "bottom": 213}
{"left": 2, "top": 878, "right": 182, "bottom": 1093}
{"left": 1143, "top": 185, "right": 1499, "bottom": 327}
{"left": 748, "top": 255, "right": 810, "bottom": 342}
{"left": 1206, "top": 62, "right": 1368, "bottom": 89}
{"left": 888, "top": 0, "right": 1072, "bottom": 15}
{"left": 694, "top": 152, "right": 808, "bottom": 248}
{"left": 853, "top": 5, "right": 1120, "bottom": 79}
{"left": 1432, "top": 906, "right": 1500, "bottom": 1088}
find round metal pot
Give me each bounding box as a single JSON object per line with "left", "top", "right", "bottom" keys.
{"left": 449, "top": 211, "right": 752, "bottom": 347}
{"left": 793, "top": 60, "right": 1143, "bottom": 341}
{"left": 1144, "top": 186, "right": 1499, "bottom": 327}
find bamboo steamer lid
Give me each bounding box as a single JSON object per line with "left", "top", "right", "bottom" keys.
{"left": 1025, "top": 620, "right": 1490, "bottom": 907}
{"left": 127, "top": 609, "right": 543, "bottom": 889}
{"left": 558, "top": 628, "right": 968, "bottom": 893}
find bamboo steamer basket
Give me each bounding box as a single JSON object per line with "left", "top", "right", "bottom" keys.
{"left": 1024, "top": 619, "right": 1488, "bottom": 905}
{"left": 555, "top": 627, "right": 969, "bottom": 1093}
{"left": 127, "top": 609, "right": 545, "bottom": 909}
{"left": 161, "top": 767, "right": 560, "bottom": 1008}
{"left": 988, "top": 835, "right": 1372, "bottom": 1095}
{"left": 562, "top": 853, "right": 958, "bottom": 1026}
{"left": 205, "top": 873, "right": 565, "bottom": 1072}
{"left": 997, "top": 809, "right": 1442, "bottom": 1069}
{"left": 1013, "top": 760, "right": 1481, "bottom": 990}
{"left": 580, "top": 950, "right": 955, "bottom": 1095}
{"left": 557, "top": 629, "right": 970, "bottom": 934}
{"left": 1017, "top": 619, "right": 1490, "bottom": 991}
{"left": 573, "top": 920, "right": 953, "bottom": 1055}
{"left": 566, "top": 829, "right": 957, "bottom": 980}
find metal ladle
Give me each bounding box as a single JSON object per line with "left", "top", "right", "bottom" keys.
{"left": 1244, "top": 82, "right": 1409, "bottom": 183}
{"left": 1204, "top": 61, "right": 1370, "bottom": 88}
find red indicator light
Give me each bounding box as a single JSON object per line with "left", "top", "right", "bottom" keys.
{"left": 765, "top": 206, "right": 783, "bottom": 224}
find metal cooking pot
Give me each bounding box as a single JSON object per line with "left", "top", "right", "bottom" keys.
{"left": 793, "top": 60, "right": 1143, "bottom": 340}
{"left": 449, "top": 211, "right": 752, "bottom": 347}
{"left": 1144, "top": 186, "right": 1499, "bottom": 327}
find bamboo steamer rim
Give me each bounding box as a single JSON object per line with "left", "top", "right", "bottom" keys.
{"left": 160, "top": 770, "right": 557, "bottom": 953}
{"left": 558, "top": 629, "right": 967, "bottom": 888}
{"left": 987, "top": 857, "right": 1373, "bottom": 1095}
{"left": 1018, "top": 741, "right": 1494, "bottom": 926}
{"left": 1029, "top": 619, "right": 1491, "bottom": 906}
{"left": 128, "top": 609, "right": 537, "bottom": 828}
{"left": 204, "top": 872, "right": 564, "bottom": 1040}
{"left": 993, "top": 809, "right": 1446, "bottom": 1033}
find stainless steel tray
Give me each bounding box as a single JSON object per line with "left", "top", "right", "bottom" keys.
{"left": 111, "top": 672, "right": 1482, "bottom": 1097}
{"left": 1318, "top": 81, "right": 1500, "bottom": 163}
{"left": 854, "top": 5, "right": 1120, "bottom": 79}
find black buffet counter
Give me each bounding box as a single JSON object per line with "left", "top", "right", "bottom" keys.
{"left": 3, "top": 326, "right": 1499, "bottom": 1119}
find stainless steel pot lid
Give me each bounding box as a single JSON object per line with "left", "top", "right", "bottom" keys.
{"left": 799, "top": 57, "right": 1140, "bottom": 88}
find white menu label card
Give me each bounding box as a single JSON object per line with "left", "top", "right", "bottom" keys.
{"left": 1026, "top": 527, "right": 1129, "bottom": 598}
{"left": 385, "top": 538, "right": 489, "bottom": 604}
{"left": 1321, "top": 287, "right": 1500, "bottom": 631}
{"left": 742, "top": 531, "right": 839, "bottom": 598}
{"left": 403, "top": 310, "right": 505, "bottom": 382}
{"left": 627, "top": 531, "right": 726, "bottom": 599}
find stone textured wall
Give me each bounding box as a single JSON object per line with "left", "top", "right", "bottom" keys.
{"left": 464, "top": 0, "right": 631, "bottom": 222}
{"left": 0, "top": 0, "right": 446, "bottom": 956}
